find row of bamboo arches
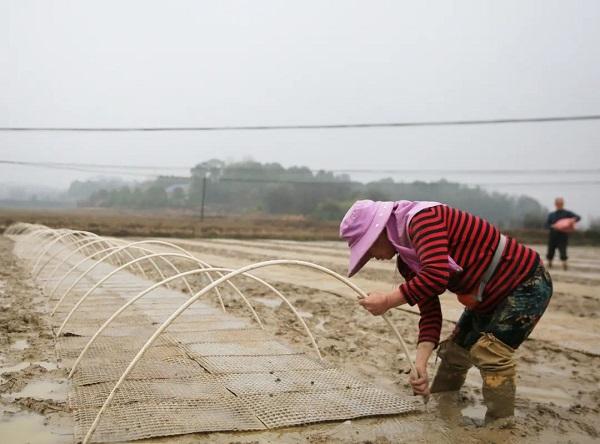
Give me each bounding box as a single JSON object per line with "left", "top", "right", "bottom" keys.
{"left": 5, "top": 222, "right": 417, "bottom": 444}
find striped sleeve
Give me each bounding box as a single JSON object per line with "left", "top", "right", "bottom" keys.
{"left": 416, "top": 295, "right": 442, "bottom": 345}
{"left": 399, "top": 206, "right": 451, "bottom": 306}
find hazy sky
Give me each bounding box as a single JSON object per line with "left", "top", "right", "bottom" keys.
{"left": 1, "top": 1, "right": 599, "bottom": 216}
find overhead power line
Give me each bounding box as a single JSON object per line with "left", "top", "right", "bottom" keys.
{"left": 0, "top": 160, "right": 600, "bottom": 187}
{"left": 219, "top": 178, "right": 357, "bottom": 185}
{"left": 1, "top": 160, "right": 598, "bottom": 186}
{"left": 1, "top": 114, "right": 600, "bottom": 132}
{"left": 332, "top": 168, "right": 600, "bottom": 175}
{"left": 1, "top": 160, "right": 599, "bottom": 176}
{"left": 478, "top": 180, "right": 600, "bottom": 186}
{"left": 0, "top": 160, "right": 159, "bottom": 177}
{"left": 0, "top": 160, "right": 187, "bottom": 172}
{"left": 219, "top": 177, "right": 600, "bottom": 186}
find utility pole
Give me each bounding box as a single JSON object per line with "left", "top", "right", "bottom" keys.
{"left": 200, "top": 175, "right": 207, "bottom": 222}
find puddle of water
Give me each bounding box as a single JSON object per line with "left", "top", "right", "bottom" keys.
{"left": 0, "top": 411, "right": 70, "bottom": 444}
{"left": 517, "top": 385, "right": 573, "bottom": 407}
{"left": 297, "top": 310, "right": 313, "bottom": 319}
{"left": 0, "top": 361, "right": 58, "bottom": 375}
{"left": 6, "top": 379, "right": 69, "bottom": 402}
{"left": 527, "top": 362, "right": 572, "bottom": 378}
{"left": 253, "top": 297, "right": 283, "bottom": 308}
{"left": 0, "top": 362, "right": 31, "bottom": 375}
{"left": 36, "top": 361, "right": 59, "bottom": 371}
{"left": 315, "top": 319, "right": 327, "bottom": 332}
{"left": 461, "top": 403, "right": 486, "bottom": 420}
{"left": 10, "top": 339, "right": 29, "bottom": 351}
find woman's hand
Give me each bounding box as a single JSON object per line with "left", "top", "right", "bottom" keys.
{"left": 409, "top": 365, "right": 430, "bottom": 396}
{"left": 410, "top": 341, "right": 435, "bottom": 397}
{"left": 359, "top": 291, "right": 391, "bottom": 315}
{"left": 358, "top": 288, "right": 407, "bottom": 316}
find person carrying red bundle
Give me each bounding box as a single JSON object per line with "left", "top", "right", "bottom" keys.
{"left": 545, "top": 197, "right": 581, "bottom": 270}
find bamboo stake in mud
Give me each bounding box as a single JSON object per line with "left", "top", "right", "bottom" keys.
{"left": 356, "top": 295, "right": 429, "bottom": 405}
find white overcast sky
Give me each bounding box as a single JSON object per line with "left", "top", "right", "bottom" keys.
{"left": 1, "top": 1, "right": 599, "bottom": 215}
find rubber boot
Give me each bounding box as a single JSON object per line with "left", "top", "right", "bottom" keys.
{"left": 470, "top": 333, "right": 516, "bottom": 422}
{"left": 562, "top": 260, "right": 568, "bottom": 271}
{"left": 547, "top": 259, "right": 553, "bottom": 269}
{"left": 430, "top": 340, "right": 472, "bottom": 393}
{"left": 481, "top": 370, "right": 516, "bottom": 422}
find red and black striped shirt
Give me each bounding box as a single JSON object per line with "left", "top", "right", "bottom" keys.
{"left": 397, "top": 205, "right": 539, "bottom": 345}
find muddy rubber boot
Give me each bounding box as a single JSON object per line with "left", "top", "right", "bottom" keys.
{"left": 470, "top": 333, "right": 517, "bottom": 422}
{"left": 481, "top": 370, "right": 516, "bottom": 422}
{"left": 562, "top": 260, "right": 568, "bottom": 271}
{"left": 430, "top": 340, "right": 472, "bottom": 393}
{"left": 547, "top": 259, "right": 553, "bottom": 269}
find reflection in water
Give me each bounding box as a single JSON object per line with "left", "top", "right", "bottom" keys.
{"left": 10, "top": 339, "right": 29, "bottom": 351}
{"left": 8, "top": 379, "right": 69, "bottom": 402}
{"left": 0, "top": 411, "right": 70, "bottom": 444}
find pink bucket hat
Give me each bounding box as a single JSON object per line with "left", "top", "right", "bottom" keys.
{"left": 339, "top": 200, "right": 395, "bottom": 277}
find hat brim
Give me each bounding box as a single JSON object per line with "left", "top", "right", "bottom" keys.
{"left": 347, "top": 202, "right": 394, "bottom": 277}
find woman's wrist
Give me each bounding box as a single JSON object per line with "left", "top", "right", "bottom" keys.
{"left": 387, "top": 287, "right": 407, "bottom": 308}
{"left": 415, "top": 341, "right": 435, "bottom": 368}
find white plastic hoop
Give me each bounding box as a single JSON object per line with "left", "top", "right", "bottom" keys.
{"left": 81, "top": 259, "right": 416, "bottom": 444}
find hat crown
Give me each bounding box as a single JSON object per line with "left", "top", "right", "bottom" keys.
{"left": 339, "top": 200, "right": 378, "bottom": 246}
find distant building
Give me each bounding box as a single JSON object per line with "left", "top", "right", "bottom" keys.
{"left": 165, "top": 183, "right": 190, "bottom": 195}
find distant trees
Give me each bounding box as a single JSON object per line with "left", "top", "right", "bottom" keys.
{"left": 187, "top": 159, "right": 355, "bottom": 215}
{"left": 81, "top": 179, "right": 187, "bottom": 209}
{"left": 77, "top": 159, "right": 548, "bottom": 228}
{"left": 67, "top": 178, "right": 130, "bottom": 201}
{"left": 170, "top": 187, "right": 186, "bottom": 208}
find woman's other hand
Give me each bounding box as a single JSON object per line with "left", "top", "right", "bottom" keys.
{"left": 358, "top": 288, "right": 406, "bottom": 315}
{"left": 410, "top": 365, "right": 430, "bottom": 397}
{"left": 410, "top": 341, "right": 435, "bottom": 397}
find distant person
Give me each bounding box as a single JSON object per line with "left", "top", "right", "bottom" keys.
{"left": 545, "top": 197, "right": 581, "bottom": 270}
{"left": 340, "top": 200, "right": 552, "bottom": 423}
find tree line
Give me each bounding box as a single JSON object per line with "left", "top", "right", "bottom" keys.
{"left": 76, "top": 159, "right": 548, "bottom": 229}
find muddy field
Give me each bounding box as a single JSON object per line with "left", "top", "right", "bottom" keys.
{"left": 1, "top": 234, "right": 600, "bottom": 443}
